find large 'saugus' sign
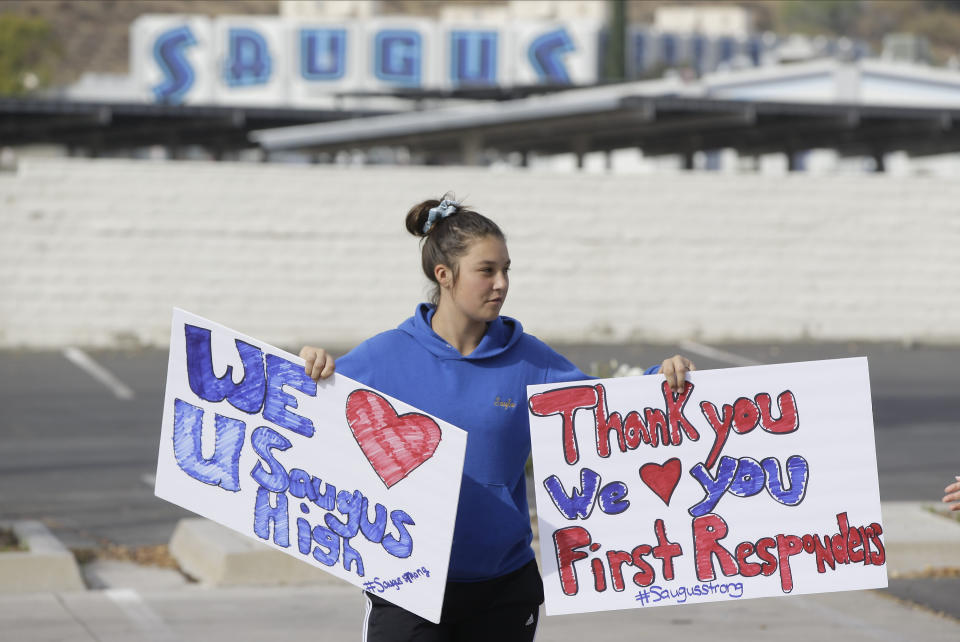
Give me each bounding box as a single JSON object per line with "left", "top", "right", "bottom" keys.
{"left": 132, "top": 15, "right": 601, "bottom": 106}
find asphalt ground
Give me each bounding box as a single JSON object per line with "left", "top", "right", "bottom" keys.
{"left": 0, "top": 341, "right": 956, "bottom": 549}
{"left": 0, "top": 341, "right": 958, "bottom": 628}
{"left": 3, "top": 579, "right": 959, "bottom": 642}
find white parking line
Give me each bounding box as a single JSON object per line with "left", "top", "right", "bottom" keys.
{"left": 63, "top": 347, "right": 135, "bottom": 400}
{"left": 105, "top": 588, "right": 179, "bottom": 641}
{"left": 679, "top": 340, "right": 763, "bottom": 367}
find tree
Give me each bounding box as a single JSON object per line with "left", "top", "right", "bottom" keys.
{"left": 776, "top": 0, "right": 865, "bottom": 36}
{"left": 0, "top": 13, "right": 60, "bottom": 96}
{"left": 604, "top": 0, "right": 627, "bottom": 82}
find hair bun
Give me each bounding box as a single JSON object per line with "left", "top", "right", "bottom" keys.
{"left": 405, "top": 199, "right": 441, "bottom": 237}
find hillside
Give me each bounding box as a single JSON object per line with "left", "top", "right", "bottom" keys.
{"left": 2, "top": 0, "right": 960, "bottom": 94}
{"left": 0, "top": 1, "right": 279, "bottom": 87}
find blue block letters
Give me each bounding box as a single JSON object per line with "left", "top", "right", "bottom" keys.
{"left": 172, "top": 398, "right": 245, "bottom": 491}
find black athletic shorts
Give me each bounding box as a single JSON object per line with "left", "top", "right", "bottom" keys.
{"left": 363, "top": 559, "right": 544, "bottom": 642}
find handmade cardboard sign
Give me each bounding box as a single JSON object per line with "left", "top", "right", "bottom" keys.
{"left": 156, "top": 309, "right": 467, "bottom": 623}
{"left": 528, "top": 358, "right": 885, "bottom": 615}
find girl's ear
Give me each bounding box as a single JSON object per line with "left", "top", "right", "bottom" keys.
{"left": 434, "top": 263, "right": 452, "bottom": 289}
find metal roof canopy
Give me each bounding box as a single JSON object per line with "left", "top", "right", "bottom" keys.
{"left": 250, "top": 92, "right": 960, "bottom": 164}
{"left": 0, "top": 98, "right": 393, "bottom": 156}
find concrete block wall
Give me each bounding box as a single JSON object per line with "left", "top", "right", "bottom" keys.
{"left": 1, "top": 157, "right": 958, "bottom": 349}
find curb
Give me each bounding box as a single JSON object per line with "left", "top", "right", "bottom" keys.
{"left": 0, "top": 521, "right": 85, "bottom": 593}
{"left": 169, "top": 517, "right": 339, "bottom": 587}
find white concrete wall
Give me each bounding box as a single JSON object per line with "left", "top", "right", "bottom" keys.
{"left": 1, "top": 158, "right": 957, "bottom": 349}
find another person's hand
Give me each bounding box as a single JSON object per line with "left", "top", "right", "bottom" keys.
{"left": 661, "top": 354, "right": 696, "bottom": 394}
{"left": 943, "top": 476, "right": 960, "bottom": 511}
{"left": 300, "top": 346, "right": 336, "bottom": 381}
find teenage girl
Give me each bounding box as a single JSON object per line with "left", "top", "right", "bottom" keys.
{"left": 300, "top": 197, "right": 695, "bottom": 641}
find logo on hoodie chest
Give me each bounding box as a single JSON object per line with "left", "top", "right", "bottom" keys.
{"left": 494, "top": 396, "right": 518, "bottom": 410}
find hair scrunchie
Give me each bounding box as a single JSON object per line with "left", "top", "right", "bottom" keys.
{"left": 422, "top": 199, "right": 460, "bottom": 234}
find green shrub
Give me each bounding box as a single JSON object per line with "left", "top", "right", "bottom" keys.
{"left": 0, "top": 13, "right": 60, "bottom": 96}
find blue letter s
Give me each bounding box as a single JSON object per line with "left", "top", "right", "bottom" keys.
{"left": 152, "top": 25, "right": 197, "bottom": 103}
{"left": 528, "top": 28, "right": 575, "bottom": 84}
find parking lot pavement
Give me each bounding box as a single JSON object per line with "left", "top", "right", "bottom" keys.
{"left": 0, "top": 579, "right": 958, "bottom": 642}
{"left": 1, "top": 342, "right": 955, "bottom": 549}
{"left": 1, "top": 341, "right": 958, "bottom": 637}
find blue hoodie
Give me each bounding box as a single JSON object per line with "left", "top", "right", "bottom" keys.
{"left": 337, "top": 303, "right": 655, "bottom": 582}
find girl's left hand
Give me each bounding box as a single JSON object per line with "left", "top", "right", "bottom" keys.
{"left": 943, "top": 477, "right": 960, "bottom": 511}
{"left": 661, "top": 354, "right": 696, "bottom": 393}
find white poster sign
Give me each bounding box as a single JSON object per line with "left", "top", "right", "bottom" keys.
{"left": 156, "top": 309, "right": 467, "bottom": 623}
{"left": 528, "top": 358, "right": 886, "bottom": 615}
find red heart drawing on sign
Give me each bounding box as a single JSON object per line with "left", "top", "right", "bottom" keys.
{"left": 345, "top": 389, "right": 442, "bottom": 489}
{"left": 639, "top": 458, "right": 682, "bottom": 506}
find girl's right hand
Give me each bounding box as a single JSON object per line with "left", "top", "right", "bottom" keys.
{"left": 299, "top": 346, "right": 336, "bottom": 381}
